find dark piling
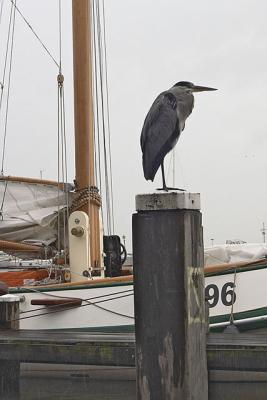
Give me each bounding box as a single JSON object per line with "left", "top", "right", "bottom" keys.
{"left": 0, "top": 294, "right": 20, "bottom": 399}
{"left": 133, "top": 192, "right": 208, "bottom": 400}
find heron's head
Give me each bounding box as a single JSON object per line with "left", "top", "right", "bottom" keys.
{"left": 174, "top": 81, "right": 217, "bottom": 92}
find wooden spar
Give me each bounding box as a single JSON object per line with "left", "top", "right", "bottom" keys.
{"left": 72, "top": 0, "right": 101, "bottom": 270}
{"left": 0, "top": 175, "right": 65, "bottom": 188}
{"left": 204, "top": 258, "right": 266, "bottom": 274}
{"left": 31, "top": 298, "right": 82, "bottom": 307}
{"left": 0, "top": 240, "right": 42, "bottom": 253}
{"left": 23, "top": 274, "right": 133, "bottom": 290}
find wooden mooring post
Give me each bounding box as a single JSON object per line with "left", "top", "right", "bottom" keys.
{"left": 0, "top": 294, "right": 20, "bottom": 399}
{"left": 132, "top": 192, "right": 208, "bottom": 400}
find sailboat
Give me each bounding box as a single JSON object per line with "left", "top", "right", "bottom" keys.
{"left": 0, "top": 0, "right": 135, "bottom": 332}
{"left": 0, "top": 1, "right": 267, "bottom": 333}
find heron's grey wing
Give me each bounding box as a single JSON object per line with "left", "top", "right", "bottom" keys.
{"left": 141, "top": 92, "right": 179, "bottom": 181}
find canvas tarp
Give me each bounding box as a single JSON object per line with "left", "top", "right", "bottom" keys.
{"left": 0, "top": 179, "right": 74, "bottom": 248}
{"left": 204, "top": 243, "right": 267, "bottom": 266}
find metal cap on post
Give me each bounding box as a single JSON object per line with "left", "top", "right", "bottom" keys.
{"left": 133, "top": 191, "right": 208, "bottom": 400}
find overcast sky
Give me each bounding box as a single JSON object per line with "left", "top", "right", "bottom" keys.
{"left": 1, "top": 0, "right": 267, "bottom": 249}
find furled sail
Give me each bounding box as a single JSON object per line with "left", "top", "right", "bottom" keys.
{"left": 0, "top": 177, "right": 74, "bottom": 257}
{"left": 204, "top": 242, "right": 267, "bottom": 266}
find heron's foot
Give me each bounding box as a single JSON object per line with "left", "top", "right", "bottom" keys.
{"left": 156, "top": 187, "right": 186, "bottom": 192}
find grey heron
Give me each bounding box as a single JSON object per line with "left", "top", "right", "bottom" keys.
{"left": 140, "top": 81, "right": 217, "bottom": 191}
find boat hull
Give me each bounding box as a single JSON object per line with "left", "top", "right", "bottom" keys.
{"left": 10, "top": 263, "right": 267, "bottom": 332}
{"left": 12, "top": 282, "right": 134, "bottom": 331}
{"left": 206, "top": 264, "right": 267, "bottom": 331}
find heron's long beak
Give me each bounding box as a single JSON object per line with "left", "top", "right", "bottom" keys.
{"left": 192, "top": 85, "right": 217, "bottom": 92}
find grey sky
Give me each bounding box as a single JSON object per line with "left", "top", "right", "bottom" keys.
{"left": 0, "top": 0, "right": 267, "bottom": 248}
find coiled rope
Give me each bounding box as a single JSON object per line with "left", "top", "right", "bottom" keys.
{"left": 69, "top": 186, "right": 102, "bottom": 214}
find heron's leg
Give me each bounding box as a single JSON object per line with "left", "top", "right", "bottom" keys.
{"left": 157, "top": 161, "right": 185, "bottom": 192}
{"left": 161, "top": 162, "right": 168, "bottom": 191}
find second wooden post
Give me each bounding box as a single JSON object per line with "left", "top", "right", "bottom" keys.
{"left": 0, "top": 293, "right": 20, "bottom": 399}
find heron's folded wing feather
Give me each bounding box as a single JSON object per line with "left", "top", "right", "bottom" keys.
{"left": 141, "top": 93, "right": 179, "bottom": 180}
{"left": 141, "top": 93, "right": 177, "bottom": 150}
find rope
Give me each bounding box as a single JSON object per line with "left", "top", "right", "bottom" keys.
{"left": 61, "top": 84, "right": 69, "bottom": 264}
{"left": 0, "top": 0, "right": 4, "bottom": 27}
{"left": 59, "top": 38, "right": 69, "bottom": 222}
{"left": 13, "top": 292, "right": 134, "bottom": 321}
{"left": 20, "top": 288, "right": 134, "bottom": 314}
{"left": 96, "top": 1, "right": 112, "bottom": 235}
{"left": 69, "top": 186, "right": 102, "bottom": 213}
{"left": 57, "top": 78, "right": 61, "bottom": 256}
{"left": 56, "top": 1, "right": 69, "bottom": 264}
{"left": 9, "top": 0, "right": 59, "bottom": 68}
{"left": 58, "top": 0, "right": 62, "bottom": 72}
{"left": 92, "top": 0, "right": 115, "bottom": 236}
{"left": 92, "top": 0, "right": 104, "bottom": 226}
{"left": 101, "top": 0, "right": 115, "bottom": 234}
{"left": 1, "top": 0, "right": 16, "bottom": 175}
{"left": 57, "top": 74, "right": 68, "bottom": 264}
{"left": 82, "top": 297, "right": 134, "bottom": 320}
{"left": 0, "top": 177, "right": 8, "bottom": 219}
{"left": 229, "top": 268, "right": 237, "bottom": 325}
{"left": 0, "top": 1, "right": 14, "bottom": 124}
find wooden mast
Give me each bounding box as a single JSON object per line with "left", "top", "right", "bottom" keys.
{"left": 72, "top": 0, "right": 101, "bottom": 270}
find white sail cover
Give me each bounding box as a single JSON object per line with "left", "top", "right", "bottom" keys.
{"left": 204, "top": 243, "right": 267, "bottom": 266}
{"left": 0, "top": 179, "right": 74, "bottom": 246}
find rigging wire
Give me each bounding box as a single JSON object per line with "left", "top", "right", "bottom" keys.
{"left": 0, "top": 1, "right": 61, "bottom": 174}
{"left": 96, "top": 1, "right": 111, "bottom": 235}
{"left": 58, "top": 0, "right": 62, "bottom": 72}
{"left": 57, "top": 79, "right": 61, "bottom": 256}
{"left": 101, "top": 0, "right": 115, "bottom": 234}
{"left": 92, "top": 0, "right": 114, "bottom": 236}
{"left": 60, "top": 82, "right": 68, "bottom": 266}
{"left": 0, "top": 178, "right": 8, "bottom": 219}
{"left": 95, "top": 2, "right": 110, "bottom": 235}
{"left": 92, "top": 0, "right": 103, "bottom": 224}
{"left": 0, "top": 0, "right": 4, "bottom": 27}
{"left": 62, "top": 85, "right": 69, "bottom": 216}
{"left": 57, "top": 0, "right": 68, "bottom": 265}
{"left": 9, "top": 0, "right": 59, "bottom": 68}
{"left": 1, "top": 0, "right": 16, "bottom": 175}
{"left": 92, "top": 0, "right": 103, "bottom": 227}
{"left": 166, "top": 149, "right": 187, "bottom": 189}
{"left": 0, "top": 1, "right": 14, "bottom": 124}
